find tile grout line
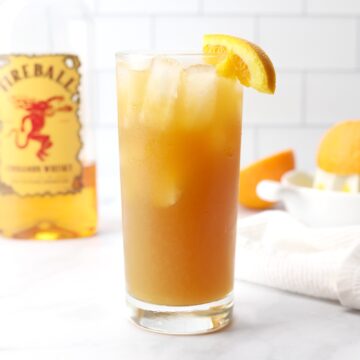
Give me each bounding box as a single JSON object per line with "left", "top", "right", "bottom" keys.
{"left": 93, "top": 0, "right": 99, "bottom": 12}
{"left": 90, "top": 13, "right": 360, "bottom": 19}
{"left": 301, "top": 71, "right": 307, "bottom": 126}
{"left": 356, "top": 17, "right": 360, "bottom": 68}
{"left": 302, "top": 0, "right": 307, "bottom": 15}
{"left": 253, "top": 16, "right": 260, "bottom": 43}
{"left": 198, "top": 0, "right": 204, "bottom": 15}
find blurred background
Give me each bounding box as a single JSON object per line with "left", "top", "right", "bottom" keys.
{"left": 78, "top": 0, "right": 360, "bottom": 206}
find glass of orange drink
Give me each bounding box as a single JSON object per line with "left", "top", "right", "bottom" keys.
{"left": 116, "top": 35, "right": 275, "bottom": 334}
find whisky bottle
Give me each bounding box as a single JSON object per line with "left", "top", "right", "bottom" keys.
{"left": 0, "top": 0, "right": 97, "bottom": 239}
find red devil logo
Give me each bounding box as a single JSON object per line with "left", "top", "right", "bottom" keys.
{"left": 9, "top": 96, "right": 72, "bottom": 161}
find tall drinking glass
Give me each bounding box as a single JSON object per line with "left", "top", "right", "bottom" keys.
{"left": 116, "top": 53, "right": 243, "bottom": 334}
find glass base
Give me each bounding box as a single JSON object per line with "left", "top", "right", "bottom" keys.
{"left": 126, "top": 293, "right": 233, "bottom": 335}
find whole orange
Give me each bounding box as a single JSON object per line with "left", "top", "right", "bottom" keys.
{"left": 239, "top": 149, "right": 295, "bottom": 209}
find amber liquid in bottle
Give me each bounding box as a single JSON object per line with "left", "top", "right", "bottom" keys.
{"left": 0, "top": 164, "right": 97, "bottom": 239}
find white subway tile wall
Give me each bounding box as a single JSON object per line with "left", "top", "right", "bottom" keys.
{"left": 306, "top": 73, "right": 360, "bottom": 124}
{"left": 91, "top": 0, "right": 360, "bottom": 175}
{"left": 154, "top": 17, "right": 255, "bottom": 51}
{"left": 240, "top": 128, "right": 256, "bottom": 167}
{"left": 259, "top": 18, "right": 357, "bottom": 70}
{"left": 94, "top": 17, "right": 152, "bottom": 69}
{"left": 96, "top": 70, "right": 117, "bottom": 124}
{"left": 257, "top": 128, "right": 326, "bottom": 170}
{"left": 307, "top": 0, "right": 360, "bottom": 15}
{"left": 243, "top": 73, "right": 303, "bottom": 126}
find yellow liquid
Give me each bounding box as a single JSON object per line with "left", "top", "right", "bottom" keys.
{"left": 118, "top": 58, "right": 242, "bottom": 306}
{"left": 0, "top": 164, "right": 97, "bottom": 239}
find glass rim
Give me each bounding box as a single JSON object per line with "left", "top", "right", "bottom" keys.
{"left": 115, "top": 52, "right": 220, "bottom": 59}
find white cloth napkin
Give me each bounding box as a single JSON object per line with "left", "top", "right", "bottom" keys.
{"left": 235, "top": 210, "right": 360, "bottom": 310}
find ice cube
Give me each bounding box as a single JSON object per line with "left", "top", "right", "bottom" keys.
{"left": 313, "top": 168, "right": 360, "bottom": 193}
{"left": 210, "top": 76, "right": 242, "bottom": 154}
{"left": 216, "top": 76, "right": 243, "bottom": 120}
{"left": 125, "top": 54, "right": 151, "bottom": 71}
{"left": 151, "top": 170, "right": 181, "bottom": 208}
{"left": 117, "top": 61, "right": 149, "bottom": 128}
{"left": 180, "top": 64, "right": 217, "bottom": 129}
{"left": 140, "top": 57, "right": 182, "bottom": 130}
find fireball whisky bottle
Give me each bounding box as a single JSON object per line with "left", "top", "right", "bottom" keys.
{"left": 0, "top": 0, "right": 97, "bottom": 239}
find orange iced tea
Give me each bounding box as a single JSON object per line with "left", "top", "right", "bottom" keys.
{"left": 117, "top": 54, "right": 242, "bottom": 331}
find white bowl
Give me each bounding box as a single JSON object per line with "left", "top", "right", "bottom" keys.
{"left": 256, "top": 170, "right": 360, "bottom": 227}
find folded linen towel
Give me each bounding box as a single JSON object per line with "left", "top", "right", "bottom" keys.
{"left": 235, "top": 210, "right": 360, "bottom": 310}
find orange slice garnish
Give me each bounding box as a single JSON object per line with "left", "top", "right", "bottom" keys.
{"left": 203, "top": 34, "right": 276, "bottom": 94}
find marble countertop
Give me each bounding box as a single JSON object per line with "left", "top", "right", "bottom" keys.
{"left": 0, "top": 204, "right": 359, "bottom": 360}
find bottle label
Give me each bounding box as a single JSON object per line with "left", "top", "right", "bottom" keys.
{"left": 0, "top": 54, "right": 82, "bottom": 196}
